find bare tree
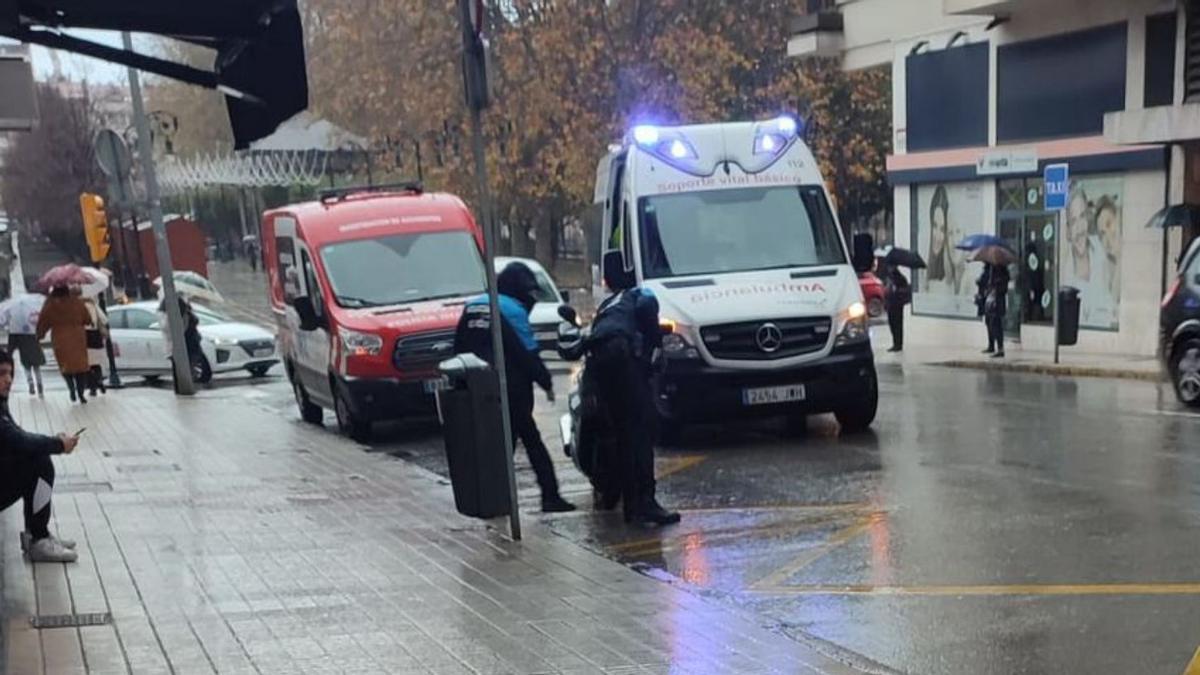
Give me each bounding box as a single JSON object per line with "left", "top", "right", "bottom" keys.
{"left": 1, "top": 82, "right": 106, "bottom": 261}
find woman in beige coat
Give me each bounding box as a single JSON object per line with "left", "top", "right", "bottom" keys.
{"left": 36, "top": 286, "right": 91, "bottom": 404}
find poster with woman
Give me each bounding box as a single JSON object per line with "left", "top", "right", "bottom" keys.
{"left": 1062, "top": 176, "right": 1122, "bottom": 329}
{"left": 913, "top": 182, "right": 986, "bottom": 317}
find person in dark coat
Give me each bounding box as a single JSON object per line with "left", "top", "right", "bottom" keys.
{"left": 984, "top": 263, "right": 1010, "bottom": 357}
{"left": 589, "top": 265, "right": 680, "bottom": 526}
{"left": 0, "top": 348, "right": 80, "bottom": 563}
{"left": 975, "top": 265, "right": 992, "bottom": 351}
{"left": 454, "top": 262, "right": 575, "bottom": 513}
{"left": 883, "top": 263, "right": 911, "bottom": 353}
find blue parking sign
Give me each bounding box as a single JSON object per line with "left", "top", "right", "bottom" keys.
{"left": 1044, "top": 163, "right": 1069, "bottom": 211}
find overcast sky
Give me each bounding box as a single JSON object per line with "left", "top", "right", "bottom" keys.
{"left": 3, "top": 29, "right": 138, "bottom": 84}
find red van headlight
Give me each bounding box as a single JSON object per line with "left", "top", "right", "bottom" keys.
{"left": 338, "top": 327, "right": 383, "bottom": 357}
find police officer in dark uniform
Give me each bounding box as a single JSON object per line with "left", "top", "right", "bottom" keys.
{"left": 455, "top": 262, "right": 575, "bottom": 513}
{"left": 589, "top": 264, "right": 680, "bottom": 525}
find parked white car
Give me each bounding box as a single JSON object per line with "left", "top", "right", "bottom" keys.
{"left": 494, "top": 256, "right": 569, "bottom": 352}
{"left": 108, "top": 301, "right": 277, "bottom": 383}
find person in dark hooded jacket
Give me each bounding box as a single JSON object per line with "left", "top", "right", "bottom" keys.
{"left": 0, "top": 348, "right": 81, "bottom": 562}
{"left": 454, "top": 261, "right": 575, "bottom": 513}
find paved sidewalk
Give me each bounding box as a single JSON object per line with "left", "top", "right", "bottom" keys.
{"left": 2, "top": 386, "right": 865, "bottom": 674}
{"left": 877, "top": 343, "right": 1162, "bottom": 381}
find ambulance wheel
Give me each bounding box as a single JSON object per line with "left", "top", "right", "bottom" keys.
{"left": 834, "top": 369, "right": 878, "bottom": 434}
{"left": 293, "top": 378, "right": 323, "bottom": 425}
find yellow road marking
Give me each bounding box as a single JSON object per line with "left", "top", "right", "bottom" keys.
{"left": 750, "top": 515, "right": 879, "bottom": 590}
{"left": 655, "top": 455, "right": 706, "bottom": 479}
{"left": 611, "top": 514, "right": 857, "bottom": 555}
{"left": 751, "top": 583, "right": 1200, "bottom": 596}
{"left": 1182, "top": 646, "right": 1200, "bottom": 675}
{"left": 607, "top": 504, "right": 877, "bottom": 556}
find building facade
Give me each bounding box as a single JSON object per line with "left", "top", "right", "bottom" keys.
{"left": 791, "top": 0, "right": 1183, "bottom": 356}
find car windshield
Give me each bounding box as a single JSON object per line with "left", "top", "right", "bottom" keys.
{"left": 321, "top": 230, "right": 486, "bottom": 308}
{"left": 638, "top": 186, "right": 846, "bottom": 279}
{"left": 192, "top": 307, "right": 228, "bottom": 325}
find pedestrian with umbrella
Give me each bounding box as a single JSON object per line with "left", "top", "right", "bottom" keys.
{"left": 882, "top": 248, "right": 924, "bottom": 353}
{"left": 0, "top": 294, "right": 46, "bottom": 397}
{"left": 36, "top": 285, "right": 91, "bottom": 403}
{"left": 971, "top": 246, "right": 1016, "bottom": 357}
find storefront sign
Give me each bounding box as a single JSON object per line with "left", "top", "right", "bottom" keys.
{"left": 976, "top": 149, "right": 1039, "bottom": 176}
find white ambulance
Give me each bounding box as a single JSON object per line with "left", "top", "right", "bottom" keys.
{"left": 592, "top": 117, "right": 878, "bottom": 434}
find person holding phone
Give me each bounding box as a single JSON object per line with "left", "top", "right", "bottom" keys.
{"left": 0, "top": 348, "right": 81, "bottom": 562}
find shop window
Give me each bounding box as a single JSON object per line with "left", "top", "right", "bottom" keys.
{"left": 1145, "top": 13, "right": 1178, "bottom": 108}
{"left": 905, "top": 43, "right": 989, "bottom": 152}
{"left": 910, "top": 181, "right": 987, "bottom": 318}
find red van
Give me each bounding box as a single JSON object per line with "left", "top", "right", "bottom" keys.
{"left": 262, "top": 183, "right": 486, "bottom": 441}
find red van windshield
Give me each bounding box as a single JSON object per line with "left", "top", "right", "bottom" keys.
{"left": 320, "top": 230, "right": 485, "bottom": 308}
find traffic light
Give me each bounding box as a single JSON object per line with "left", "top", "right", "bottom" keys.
{"left": 79, "top": 193, "right": 110, "bottom": 263}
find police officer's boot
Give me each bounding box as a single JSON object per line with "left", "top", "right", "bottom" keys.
{"left": 624, "top": 496, "right": 681, "bottom": 526}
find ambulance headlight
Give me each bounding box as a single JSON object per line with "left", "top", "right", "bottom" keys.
{"left": 835, "top": 301, "right": 869, "bottom": 346}
{"left": 660, "top": 320, "right": 701, "bottom": 360}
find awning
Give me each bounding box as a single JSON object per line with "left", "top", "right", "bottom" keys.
{"left": 0, "top": 0, "right": 309, "bottom": 149}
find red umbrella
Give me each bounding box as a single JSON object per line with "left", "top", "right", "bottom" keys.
{"left": 38, "top": 264, "right": 97, "bottom": 291}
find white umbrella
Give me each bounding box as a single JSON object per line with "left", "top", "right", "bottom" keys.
{"left": 77, "top": 266, "right": 111, "bottom": 297}
{"left": 0, "top": 294, "right": 45, "bottom": 334}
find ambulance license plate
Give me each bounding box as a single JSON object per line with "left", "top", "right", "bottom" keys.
{"left": 742, "top": 384, "right": 806, "bottom": 406}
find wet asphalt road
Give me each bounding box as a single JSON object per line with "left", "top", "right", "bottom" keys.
{"left": 208, "top": 261, "right": 1200, "bottom": 675}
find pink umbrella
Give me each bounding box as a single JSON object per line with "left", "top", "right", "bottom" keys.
{"left": 37, "top": 264, "right": 96, "bottom": 291}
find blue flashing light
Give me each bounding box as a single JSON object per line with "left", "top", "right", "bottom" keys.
{"left": 777, "top": 115, "right": 798, "bottom": 135}
{"left": 633, "top": 125, "right": 660, "bottom": 146}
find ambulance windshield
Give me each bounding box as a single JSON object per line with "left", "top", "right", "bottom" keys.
{"left": 638, "top": 186, "right": 845, "bottom": 279}
{"left": 321, "top": 230, "right": 485, "bottom": 308}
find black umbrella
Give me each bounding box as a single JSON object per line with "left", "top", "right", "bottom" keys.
{"left": 1146, "top": 204, "right": 1200, "bottom": 229}
{"left": 883, "top": 247, "right": 927, "bottom": 269}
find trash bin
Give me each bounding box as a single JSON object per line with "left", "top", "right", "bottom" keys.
{"left": 1057, "top": 285, "right": 1080, "bottom": 346}
{"left": 437, "top": 354, "right": 511, "bottom": 519}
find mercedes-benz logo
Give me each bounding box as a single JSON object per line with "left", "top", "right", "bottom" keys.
{"left": 755, "top": 323, "right": 784, "bottom": 353}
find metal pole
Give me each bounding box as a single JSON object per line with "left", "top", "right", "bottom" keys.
{"left": 1054, "top": 207, "right": 1062, "bottom": 365}
{"left": 471, "top": 107, "right": 520, "bottom": 541}
{"left": 460, "top": 0, "right": 520, "bottom": 541}
{"left": 415, "top": 139, "right": 424, "bottom": 183}
{"left": 124, "top": 31, "right": 195, "bottom": 395}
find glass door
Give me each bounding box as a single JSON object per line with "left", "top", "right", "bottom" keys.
{"left": 997, "top": 215, "right": 1024, "bottom": 339}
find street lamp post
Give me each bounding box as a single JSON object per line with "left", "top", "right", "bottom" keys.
{"left": 123, "top": 31, "right": 195, "bottom": 395}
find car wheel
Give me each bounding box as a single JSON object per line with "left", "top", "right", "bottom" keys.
{"left": 293, "top": 378, "right": 323, "bottom": 425}
{"left": 1171, "top": 338, "right": 1200, "bottom": 408}
{"left": 248, "top": 365, "right": 272, "bottom": 378}
{"left": 835, "top": 368, "right": 879, "bottom": 434}
{"left": 191, "top": 355, "right": 213, "bottom": 384}
{"left": 867, "top": 297, "right": 884, "bottom": 318}
{"left": 334, "top": 387, "right": 372, "bottom": 443}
